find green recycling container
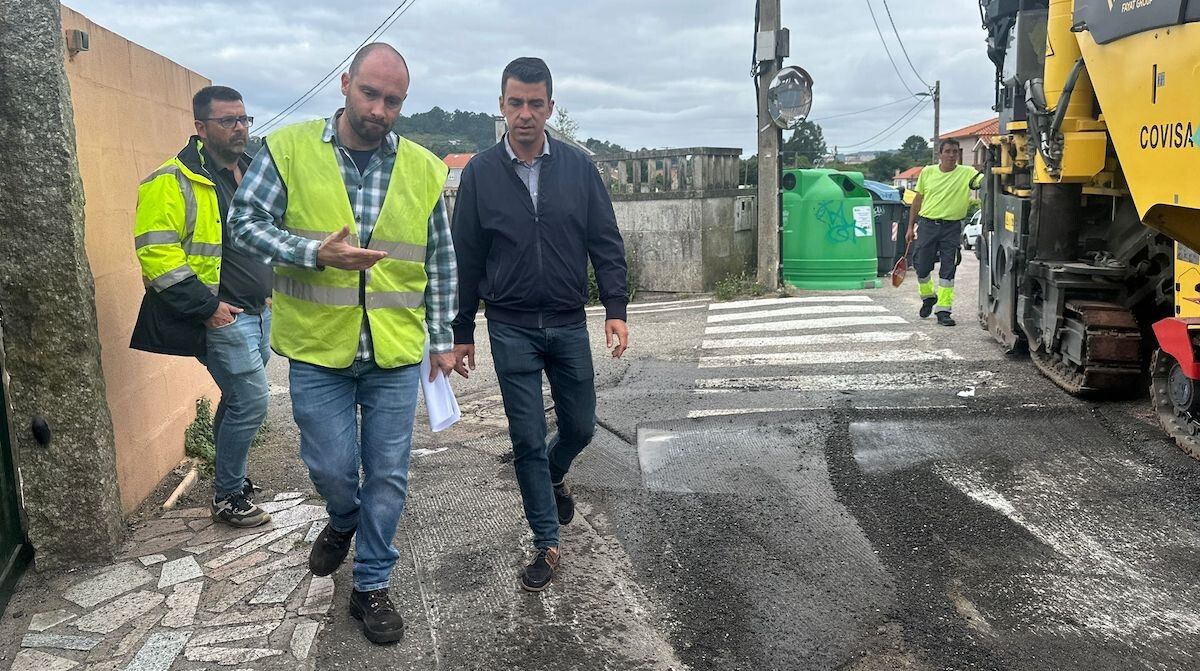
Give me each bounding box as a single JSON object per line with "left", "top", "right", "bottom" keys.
{"left": 781, "top": 169, "right": 881, "bottom": 290}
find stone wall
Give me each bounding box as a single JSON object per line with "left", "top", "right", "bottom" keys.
{"left": 0, "top": 0, "right": 124, "bottom": 567}
{"left": 598, "top": 148, "right": 757, "bottom": 293}
{"left": 611, "top": 190, "right": 757, "bottom": 293}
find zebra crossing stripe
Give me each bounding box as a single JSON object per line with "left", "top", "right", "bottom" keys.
{"left": 587, "top": 297, "right": 711, "bottom": 312}
{"left": 701, "top": 331, "right": 923, "bottom": 349}
{"left": 697, "top": 348, "right": 964, "bottom": 368}
{"left": 705, "top": 315, "right": 908, "bottom": 335}
{"left": 687, "top": 407, "right": 822, "bottom": 418}
{"left": 709, "top": 295, "right": 872, "bottom": 311}
{"left": 694, "top": 373, "right": 962, "bottom": 392}
{"left": 707, "top": 304, "right": 888, "bottom": 323}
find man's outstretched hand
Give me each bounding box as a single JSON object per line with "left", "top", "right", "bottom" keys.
{"left": 317, "top": 226, "right": 387, "bottom": 270}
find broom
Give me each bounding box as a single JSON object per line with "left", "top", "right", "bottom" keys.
{"left": 891, "top": 239, "right": 913, "bottom": 288}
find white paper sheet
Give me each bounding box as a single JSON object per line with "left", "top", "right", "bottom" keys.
{"left": 419, "top": 349, "right": 461, "bottom": 432}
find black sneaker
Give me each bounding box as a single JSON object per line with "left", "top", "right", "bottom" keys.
{"left": 919, "top": 296, "right": 937, "bottom": 318}
{"left": 520, "top": 547, "right": 560, "bottom": 592}
{"left": 937, "top": 312, "right": 957, "bottom": 327}
{"left": 241, "top": 477, "right": 261, "bottom": 502}
{"left": 349, "top": 588, "right": 404, "bottom": 645}
{"left": 309, "top": 524, "right": 355, "bottom": 577}
{"left": 553, "top": 481, "right": 575, "bottom": 526}
{"left": 211, "top": 492, "right": 271, "bottom": 528}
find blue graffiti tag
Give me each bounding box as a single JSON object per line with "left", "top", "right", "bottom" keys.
{"left": 815, "top": 200, "right": 854, "bottom": 244}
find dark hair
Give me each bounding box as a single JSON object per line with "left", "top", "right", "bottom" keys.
{"left": 938, "top": 138, "right": 961, "bottom": 153}
{"left": 348, "top": 42, "right": 407, "bottom": 78}
{"left": 193, "top": 86, "right": 242, "bottom": 120}
{"left": 501, "top": 57, "right": 553, "bottom": 99}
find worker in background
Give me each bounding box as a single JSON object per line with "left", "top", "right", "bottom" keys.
{"left": 130, "top": 85, "right": 272, "bottom": 529}
{"left": 905, "top": 138, "right": 983, "bottom": 326}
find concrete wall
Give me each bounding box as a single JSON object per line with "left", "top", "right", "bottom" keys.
{"left": 61, "top": 7, "right": 218, "bottom": 512}
{"left": 612, "top": 190, "right": 757, "bottom": 293}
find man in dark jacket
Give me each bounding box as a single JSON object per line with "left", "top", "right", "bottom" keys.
{"left": 130, "top": 86, "right": 272, "bottom": 528}
{"left": 451, "top": 57, "right": 629, "bottom": 592}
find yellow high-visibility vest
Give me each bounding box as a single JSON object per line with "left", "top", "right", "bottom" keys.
{"left": 268, "top": 118, "right": 447, "bottom": 369}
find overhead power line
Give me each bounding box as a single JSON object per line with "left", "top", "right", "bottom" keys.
{"left": 807, "top": 96, "right": 919, "bottom": 123}
{"left": 882, "top": 0, "right": 932, "bottom": 89}
{"left": 256, "top": 0, "right": 419, "bottom": 135}
{"left": 838, "top": 98, "right": 930, "bottom": 149}
{"left": 864, "top": 0, "right": 916, "bottom": 96}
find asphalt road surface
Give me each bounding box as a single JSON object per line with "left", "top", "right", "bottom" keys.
{"left": 242, "top": 252, "right": 1200, "bottom": 671}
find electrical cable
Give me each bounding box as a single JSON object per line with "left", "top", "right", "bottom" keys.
{"left": 882, "top": 0, "right": 932, "bottom": 89}
{"left": 807, "top": 96, "right": 920, "bottom": 123}
{"left": 864, "top": 0, "right": 917, "bottom": 96}
{"left": 838, "top": 98, "right": 930, "bottom": 149}
{"left": 255, "top": 0, "right": 418, "bottom": 135}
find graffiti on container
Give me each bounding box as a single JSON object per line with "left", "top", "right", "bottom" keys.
{"left": 816, "top": 201, "right": 855, "bottom": 243}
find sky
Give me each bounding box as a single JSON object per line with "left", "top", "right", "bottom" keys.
{"left": 62, "top": 0, "right": 996, "bottom": 156}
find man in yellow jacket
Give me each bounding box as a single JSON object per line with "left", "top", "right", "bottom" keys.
{"left": 131, "top": 86, "right": 272, "bottom": 528}
{"left": 229, "top": 44, "right": 456, "bottom": 646}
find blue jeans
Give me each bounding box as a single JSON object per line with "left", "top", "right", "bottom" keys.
{"left": 201, "top": 308, "right": 271, "bottom": 498}
{"left": 488, "top": 321, "right": 596, "bottom": 550}
{"left": 289, "top": 358, "right": 419, "bottom": 592}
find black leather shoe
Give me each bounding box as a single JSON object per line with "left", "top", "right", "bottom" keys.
{"left": 520, "top": 547, "right": 560, "bottom": 592}
{"left": 553, "top": 481, "right": 575, "bottom": 526}
{"left": 919, "top": 297, "right": 936, "bottom": 318}
{"left": 309, "top": 524, "right": 355, "bottom": 577}
{"left": 937, "top": 312, "right": 957, "bottom": 327}
{"left": 349, "top": 588, "right": 404, "bottom": 645}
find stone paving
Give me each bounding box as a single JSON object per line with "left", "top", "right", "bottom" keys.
{"left": 9, "top": 492, "right": 332, "bottom": 670}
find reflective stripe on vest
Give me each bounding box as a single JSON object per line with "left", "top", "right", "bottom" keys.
{"left": 266, "top": 118, "right": 447, "bottom": 369}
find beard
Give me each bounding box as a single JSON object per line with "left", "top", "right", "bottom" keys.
{"left": 207, "top": 134, "right": 246, "bottom": 163}
{"left": 348, "top": 111, "right": 388, "bottom": 145}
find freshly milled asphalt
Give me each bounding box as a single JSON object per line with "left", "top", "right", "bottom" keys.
{"left": 233, "top": 252, "right": 1200, "bottom": 670}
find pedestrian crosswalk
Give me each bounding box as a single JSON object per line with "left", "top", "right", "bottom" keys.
{"left": 688, "top": 294, "right": 990, "bottom": 418}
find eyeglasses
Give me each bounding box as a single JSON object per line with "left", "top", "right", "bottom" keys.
{"left": 199, "top": 115, "right": 254, "bottom": 129}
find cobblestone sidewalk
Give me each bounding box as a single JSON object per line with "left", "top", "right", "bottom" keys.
{"left": 7, "top": 494, "right": 332, "bottom": 670}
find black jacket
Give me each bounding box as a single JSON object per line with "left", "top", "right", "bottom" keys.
{"left": 451, "top": 136, "right": 627, "bottom": 344}
{"left": 129, "top": 138, "right": 237, "bottom": 358}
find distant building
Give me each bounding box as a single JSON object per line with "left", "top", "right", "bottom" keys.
{"left": 893, "top": 165, "right": 922, "bottom": 191}
{"left": 443, "top": 153, "right": 475, "bottom": 189}
{"left": 939, "top": 118, "right": 999, "bottom": 171}
{"left": 840, "top": 151, "right": 879, "bottom": 165}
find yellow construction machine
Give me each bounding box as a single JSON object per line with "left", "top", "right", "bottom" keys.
{"left": 978, "top": 0, "right": 1200, "bottom": 452}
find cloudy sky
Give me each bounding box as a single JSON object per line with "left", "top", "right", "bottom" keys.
{"left": 63, "top": 0, "right": 995, "bottom": 155}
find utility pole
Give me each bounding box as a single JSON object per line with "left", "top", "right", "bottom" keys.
{"left": 931, "top": 79, "right": 941, "bottom": 162}
{"left": 755, "top": 0, "right": 782, "bottom": 291}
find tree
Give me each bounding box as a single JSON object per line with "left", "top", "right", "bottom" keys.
{"left": 899, "top": 135, "right": 930, "bottom": 164}
{"left": 553, "top": 107, "right": 579, "bottom": 141}
{"left": 585, "top": 138, "right": 627, "bottom": 155}
{"left": 861, "top": 152, "right": 911, "bottom": 182}
{"left": 781, "top": 120, "right": 827, "bottom": 168}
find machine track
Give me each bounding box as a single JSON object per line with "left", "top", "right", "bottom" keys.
{"left": 1150, "top": 349, "right": 1200, "bottom": 460}
{"left": 1029, "top": 301, "right": 1142, "bottom": 394}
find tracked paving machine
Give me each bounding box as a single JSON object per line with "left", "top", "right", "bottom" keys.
{"left": 977, "top": 0, "right": 1200, "bottom": 451}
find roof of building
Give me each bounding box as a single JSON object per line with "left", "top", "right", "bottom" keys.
{"left": 443, "top": 153, "right": 475, "bottom": 169}
{"left": 894, "top": 166, "right": 923, "bottom": 180}
{"left": 940, "top": 118, "right": 1000, "bottom": 139}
